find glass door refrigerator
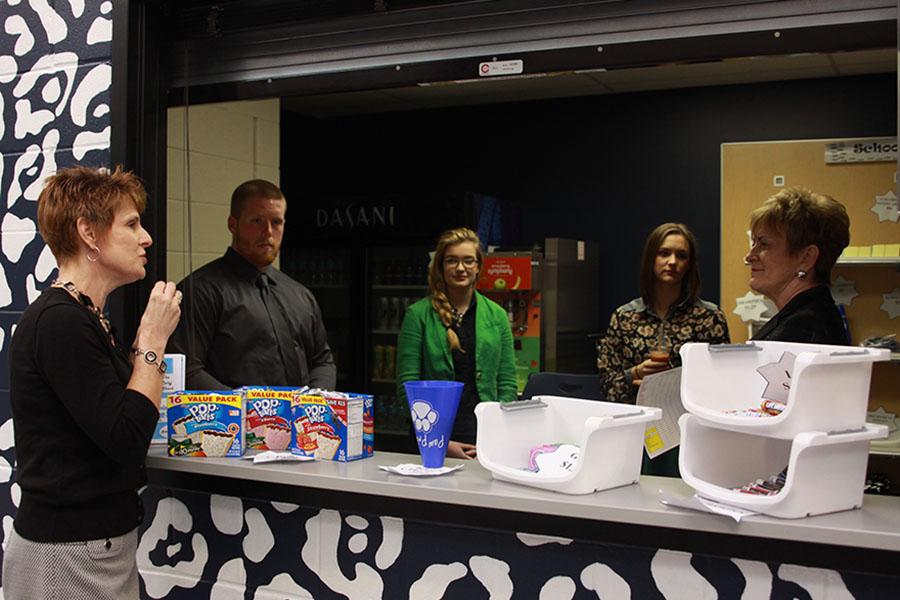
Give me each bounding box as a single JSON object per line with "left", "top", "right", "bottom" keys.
{"left": 281, "top": 192, "right": 508, "bottom": 452}
{"left": 366, "top": 244, "right": 430, "bottom": 453}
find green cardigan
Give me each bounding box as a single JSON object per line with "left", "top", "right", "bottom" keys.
{"left": 396, "top": 291, "right": 517, "bottom": 405}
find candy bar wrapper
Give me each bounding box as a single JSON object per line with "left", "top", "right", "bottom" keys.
{"left": 291, "top": 391, "right": 374, "bottom": 462}
{"left": 167, "top": 391, "right": 245, "bottom": 458}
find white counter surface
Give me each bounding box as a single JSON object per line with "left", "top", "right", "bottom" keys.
{"left": 145, "top": 447, "right": 900, "bottom": 553}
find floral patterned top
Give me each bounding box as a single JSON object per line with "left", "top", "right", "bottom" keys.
{"left": 598, "top": 296, "right": 730, "bottom": 403}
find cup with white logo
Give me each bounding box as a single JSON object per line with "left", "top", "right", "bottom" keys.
{"left": 404, "top": 380, "right": 463, "bottom": 468}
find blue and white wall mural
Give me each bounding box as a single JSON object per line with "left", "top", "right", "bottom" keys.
{"left": 0, "top": 0, "right": 113, "bottom": 592}
{"left": 0, "top": 2, "right": 898, "bottom": 598}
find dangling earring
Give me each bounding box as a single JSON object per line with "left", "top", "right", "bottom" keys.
{"left": 87, "top": 246, "right": 100, "bottom": 263}
{"left": 796, "top": 269, "right": 807, "bottom": 279}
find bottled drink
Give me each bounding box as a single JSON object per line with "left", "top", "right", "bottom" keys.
{"left": 372, "top": 257, "right": 383, "bottom": 285}
{"left": 389, "top": 297, "right": 402, "bottom": 330}
{"left": 377, "top": 297, "right": 390, "bottom": 330}
{"left": 383, "top": 345, "right": 396, "bottom": 380}
{"left": 416, "top": 261, "right": 428, "bottom": 285}
{"left": 388, "top": 259, "right": 403, "bottom": 285}
{"left": 372, "top": 345, "right": 385, "bottom": 380}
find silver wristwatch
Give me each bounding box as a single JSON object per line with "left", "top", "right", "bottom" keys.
{"left": 132, "top": 347, "right": 167, "bottom": 375}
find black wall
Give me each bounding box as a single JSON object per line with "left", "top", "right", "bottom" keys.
{"left": 281, "top": 73, "right": 896, "bottom": 331}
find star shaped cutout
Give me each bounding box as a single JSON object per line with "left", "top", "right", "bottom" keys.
{"left": 871, "top": 190, "right": 899, "bottom": 223}
{"left": 756, "top": 351, "right": 797, "bottom": 404}
{"left": 830, "top": 275, "right": 859, "bottom": 307}
{"left": 881, "top": 288, "right": 900, "bottom": 319}
{"left": 733, "top": 291, "right": 777, "bottom": 323}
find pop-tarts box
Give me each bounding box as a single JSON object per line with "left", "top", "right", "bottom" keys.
{"left": 291, "top": 391, "right": 374, "bottom": 462}
{"left": 167, "top": 391, "right": 244, "bottom": 457}
{"left": 152, "top": 354, "right": 186, "bottom": 444}
{"left": 242, "top": 386, "right": 295, "bottom": 451}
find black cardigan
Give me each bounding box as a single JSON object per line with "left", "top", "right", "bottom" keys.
{"left": 9, "top": 288, "right": 159, "bottom": 542}
{"left": 752, "top": 285, "right": 848, "bottom": 345}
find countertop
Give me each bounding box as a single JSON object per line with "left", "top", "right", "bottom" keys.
{"left": 145, "top": 447, "right": 900, "bottom": 553}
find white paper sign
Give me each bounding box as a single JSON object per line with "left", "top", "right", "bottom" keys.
{"left": 830, "top": 276, "right": 859, "bottom": 307}
{"left": 871, "top": 190, "right": 900, "bottom": 223}
{"left": 868, "top": 407, "right": 899, "bottom": 434}
{"left": 637, "top": 368, "right": 683, "bottom": 459}
{"left": 733, "top": 291, "right": 776, "bottom": 323}
{"left": 881, "top": 288, "right": 900, "bottom": 319}
{"left": 756, "top": 352, "right": 797, "bottom": 404}
{"left": 825, "top": 138, "right": 898, "bottom": 163}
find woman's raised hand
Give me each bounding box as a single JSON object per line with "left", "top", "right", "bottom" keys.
{"left": 135, "top": 281, "right": 181, "bottom": 350}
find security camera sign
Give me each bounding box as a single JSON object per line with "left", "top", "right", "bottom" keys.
{"left": 478, "top": 59, "right": 524, "bottom": 77}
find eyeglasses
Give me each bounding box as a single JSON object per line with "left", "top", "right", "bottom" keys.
{"left": 444, "top": 256, "right": 479, "bottom": 269}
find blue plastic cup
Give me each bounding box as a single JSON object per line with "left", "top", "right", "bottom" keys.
{"left": 404, "top": 380, "right": 464, "bottom": 468}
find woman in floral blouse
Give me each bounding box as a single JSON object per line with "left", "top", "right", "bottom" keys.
{"left": 598, "top": 223, "right": 730, "bottom": 404}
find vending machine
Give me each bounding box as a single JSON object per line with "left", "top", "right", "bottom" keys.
{"left": 476, "top": 251, "right": 542, "bottom": 392}
{"left": 477, "top": 239, "right": 599, "bottom": 393}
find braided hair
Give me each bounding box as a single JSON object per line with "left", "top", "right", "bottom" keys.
{"left": 428, "top": 228, "right": 484, "bottom": 352}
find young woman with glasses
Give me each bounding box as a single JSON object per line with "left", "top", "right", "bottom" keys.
{"left": 396, "top": 228, "right": 517, "bottom": 459}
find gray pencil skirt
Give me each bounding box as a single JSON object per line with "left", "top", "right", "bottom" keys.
{"left": 2, "top": 526, "right": 139, "bottom": 600}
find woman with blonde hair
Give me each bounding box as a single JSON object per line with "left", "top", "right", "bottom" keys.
{"left": 744, "top": 188, "right": 850, "bottom": 344}
{"left": 397, "top": 228, "right": 516, "bottom": 459}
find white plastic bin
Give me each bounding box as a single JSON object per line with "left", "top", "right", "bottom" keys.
{"left": 679, "top": 413, "right": 887, "bottom": 518}
{"left": 475, "top": 396, "right": 661, "bottom": 495}
{"left": 680, "top": 341, "right": 889, "bottom": 439}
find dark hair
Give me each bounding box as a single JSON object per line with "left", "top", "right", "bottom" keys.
{"left": 749, "top": 188, "right": 850, "bottom": 284}
{"left": 37, "top": 165, "right": 147, "bottom": 261}
{"left": 639, "top": 222, "right": 700, "bottom": 308}
{"left": 230, "top": 179, "right": 285, "bottom": 218}
{"left": 428, "top": 228, "right": 483, "bottom": 352}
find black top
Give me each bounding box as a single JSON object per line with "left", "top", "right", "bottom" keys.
{"left": 752, "top": 285, "right": 848, "bottom": 345}
{"left": 9, "top": 288, "right": 159, "bottom": 542}
{"left": 450, "top": 297, "right": 479, "bottom": 444}
{"left": 168, "top": 248, "right": 336, "bottom": 390}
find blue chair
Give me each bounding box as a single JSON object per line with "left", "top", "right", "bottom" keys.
{"left": 521, "top": 372, "right": 605, "bottom": 401}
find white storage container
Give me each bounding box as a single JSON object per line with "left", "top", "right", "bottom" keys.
{"left": 679, "top": 414, "right": 887, "bottom": 518}
{"left": 680, "top": 341, "right": 889, "bottom": 439}
{"left": 475, "top": 396, "right": 661, "bottom": 495}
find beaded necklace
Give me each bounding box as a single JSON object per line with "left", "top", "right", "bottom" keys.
{"left": 51, "top": 279, "right": 116, "bottom": 347}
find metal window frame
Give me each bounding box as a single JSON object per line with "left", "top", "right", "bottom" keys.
{"left": 163, "top": 0, "right": 897, "bottom": 104}
{"left": 109, "top": 0, "right": 167, "bottom": 343}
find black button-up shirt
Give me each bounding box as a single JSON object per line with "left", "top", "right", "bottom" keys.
{"left": 168, "top": 247, "right": 336, "bottom": 390}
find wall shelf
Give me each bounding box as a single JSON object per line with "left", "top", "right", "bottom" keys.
{"left": 836, "top": 257, "right": 900, "bottom": 266}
